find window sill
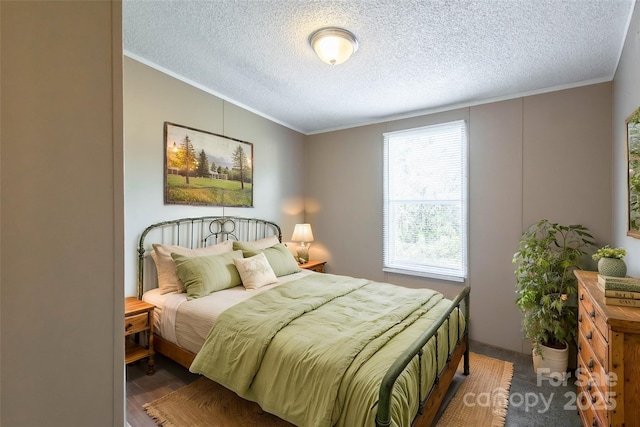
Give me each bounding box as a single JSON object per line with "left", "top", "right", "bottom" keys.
{"left": 383, "top": 267, "right": 466, "bottom": 283}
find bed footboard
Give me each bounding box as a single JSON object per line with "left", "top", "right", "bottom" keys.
{"left": 376, "top": 285, "right": 470, "bottom": 427}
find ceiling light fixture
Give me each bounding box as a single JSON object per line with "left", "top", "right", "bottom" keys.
{"left": 309, "top": 27, "right": 359, "bottom": 65}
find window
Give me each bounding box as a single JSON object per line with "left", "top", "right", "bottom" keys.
{"left": 383, "top": 120, "right": 468, "bottom": 281}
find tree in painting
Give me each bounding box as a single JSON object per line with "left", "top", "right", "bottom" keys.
{"left": 196, "top": 149, "right": 210, "bottom": 178}
{"left": 168, "top": 135, "right": 197, "bottom": 184}
{"left": 232, "top": 145, "right": 251, "bottom": 189}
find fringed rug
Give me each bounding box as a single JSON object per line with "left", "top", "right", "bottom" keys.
{"left": 143, "top": 352, "right": 513, "bottom": 427}
{"left": 435, "top": 352, "right": 514, "bottom": 427}
{"left": 143, "top": 378, "right": 293, "bottom": 427}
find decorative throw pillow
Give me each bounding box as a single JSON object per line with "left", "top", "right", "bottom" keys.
{"left": 233, "top": 252, "right": 278, "bottom": 290}
{"left": 243, "top": 243, "right": 301, "bottom": 277}
{"left": 171, "top": 250, "right": 243, "bottom": 300}
{"left": 232, "top": 235, "right": 280, "bottom": 251}
{"left": 151, "top": 241, "right": 233, "bottom": 293}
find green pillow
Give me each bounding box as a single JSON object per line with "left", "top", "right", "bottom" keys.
{"left": 172, "top": 250, "right": 243, "bottom": 300}
{"left": 232, "top": 236, "right": 280, "bottom": 251}
{"left": 243, "top": 243, "right": 301, "bottom": 277}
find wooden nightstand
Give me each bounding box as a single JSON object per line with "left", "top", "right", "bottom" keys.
{"left": 125, "top": 297, "right": 155, "bottom": 375}
{"left": 299, "top": 260, "right": 326, "bottom": 273}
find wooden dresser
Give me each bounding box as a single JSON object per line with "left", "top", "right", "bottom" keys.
{"left": 575, "top": 270, "right": 640, "bottom": 427}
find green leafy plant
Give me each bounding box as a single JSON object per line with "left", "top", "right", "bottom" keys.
{"left": 591, "top": 245, "right": 626, "bottom": 261}
{"left": 513, "top": 220, "right": 595, "bottom": 356}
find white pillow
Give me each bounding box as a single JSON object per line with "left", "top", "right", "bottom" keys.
{"left": 233, "top": 252, "right": 278, "bottom": 290}
{"left": 150, "top": 241, "right": 233, "bottom": 293}
{"left": 232, "top": 235, "right": 280, "bottom": 251}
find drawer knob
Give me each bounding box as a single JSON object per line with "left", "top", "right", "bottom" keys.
{"left": 592, "top": 395, "right": 597, "bottom": 404}
{"left": 578, "top": 343, "right": 582, "bottom": 352}
{"left": 126, "top": 323, "right": 133, "bottom": 330}
{"left": 579, "top": 314, "right": 583, "bottom": 323}
{"left": 580, "top": 293, "right": 585, "bottom": 301}
{"left": 587, "top": 381, "right": 592, "bottom": 391}
{"left": 588, "top": 358, "right": 595, "bottom": 370}
{"left": 590, "top": 309, "right": 596, "bottom": 318}
{"left": 592, "top": 418, "right": 598, "bottom": 427}
{"left": 586, "top": 331, "right": 593, "bottom": 340}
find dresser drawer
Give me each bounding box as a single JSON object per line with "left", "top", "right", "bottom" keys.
{"left": 577, "top": 331, "right": 608, "bottom": 392}
{"left": 577, "top": 386, "right": 607, "bottom": 427}
{"left": 125, "top": 312, "right": 149, "bottom": 335}
{"left": 577, "top": 365, "right": 609, "bottom": 427}
{"left": 579, "top": 283, "right": 608, "bottom": 342}
{"left": 578, "top": 312, "right": 608, "bottom": 369}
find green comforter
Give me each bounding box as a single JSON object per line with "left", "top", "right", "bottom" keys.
{"left": 189, "top": 273, "right": 464, "bottom": 427}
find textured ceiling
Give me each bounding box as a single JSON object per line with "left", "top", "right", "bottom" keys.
{"left": 123, "top": 0, "right": 636, "bottom": 135}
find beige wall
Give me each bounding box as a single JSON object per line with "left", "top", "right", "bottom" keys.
{"left": 307, "top": 83, "right": 613, "bottom": 353}
{"left": 613, "top": 5, "right": 640, "bottom": 275}
{"left": 0, "top": 1, "right": 124, "bottom": 426}
{"left": 523, "top": 84, "right": 612, "bottom": 239}
{"left": 123, "top": 58, "right": 307, "bottom": 297}
{"left": 468, "top": 98, "right": 525, "bottom": 352}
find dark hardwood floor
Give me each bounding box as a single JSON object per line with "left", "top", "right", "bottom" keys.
{"left": 126, "top": 353, "right": 200, "bottom": 427}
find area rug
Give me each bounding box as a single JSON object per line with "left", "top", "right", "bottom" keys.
{"left": 143, "top": 352, "right": 513, "bottom": 427}
{"left": 143, "top": 378, "right": 293, "bottom": 427}
{"left": 435, "top": 352, "right": 514, "bottom": 427}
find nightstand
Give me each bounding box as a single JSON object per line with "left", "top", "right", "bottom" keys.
{"left": 299, "top": 260, "right": 326, "bottom": 273}
{"left": 125, "top": 297, "right": 155, "bottom": 375}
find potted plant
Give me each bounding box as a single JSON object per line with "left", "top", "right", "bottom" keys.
{"left": 513, "top": 219, "right": 595, "bottom": 378}
{"left": 592, "top": 245, "right": 627, "bottom": 277}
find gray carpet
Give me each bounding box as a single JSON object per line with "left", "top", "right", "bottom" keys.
{"left": 468, "top": 341, "right": 582, "bottom": 427}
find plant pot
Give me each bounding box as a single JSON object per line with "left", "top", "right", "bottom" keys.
{"left": 597, "top": 257, "right": 627, "bottom": 277}
{"left": 532, "top": 342, "right": 569, "bottom": 380}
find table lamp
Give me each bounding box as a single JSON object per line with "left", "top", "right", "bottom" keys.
{"left": 291, "top": 223, "right": 314, "bottom": 264}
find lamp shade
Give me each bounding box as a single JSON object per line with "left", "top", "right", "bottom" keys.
{"left": 309, "top": 27, "right": 358, "bottom": 65}
{"left": 291, "top": 223, "right": 314, "bottom": 242}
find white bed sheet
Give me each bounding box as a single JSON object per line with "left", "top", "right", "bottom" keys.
{"left": 143, "top": 269, "right": 314, "bottom": 354}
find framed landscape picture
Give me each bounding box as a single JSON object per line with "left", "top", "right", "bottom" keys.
{"left": 164, "top": 122, "right": 253, "bottom": 207}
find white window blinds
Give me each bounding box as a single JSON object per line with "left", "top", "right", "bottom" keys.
{"left": 383, "top": 120, "right": 468, "bottom": 281}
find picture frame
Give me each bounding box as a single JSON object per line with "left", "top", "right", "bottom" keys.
{"left": 164, "top": 122, "right": 253, "bottom": 207}
{"left": 626, "top": 107, "right": 640, "bottom": 238}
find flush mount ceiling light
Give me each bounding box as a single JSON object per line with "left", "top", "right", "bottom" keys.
{"left": 309, "top": 27, "right": 359, "bottom": 65}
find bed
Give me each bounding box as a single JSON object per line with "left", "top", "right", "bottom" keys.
{"left": 137, "top": 216, "right": 470, "bottom": 427}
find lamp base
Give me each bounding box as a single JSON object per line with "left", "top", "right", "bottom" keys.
{"left": 296, "top": 243, "right": 310, "bottom": 264}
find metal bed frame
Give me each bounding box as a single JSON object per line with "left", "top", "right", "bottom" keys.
{"left": 137, "top": 216, "right": 470, "bottom": 427}
{"left": 138, "top": 216, "right": 282, "bottom": 299}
